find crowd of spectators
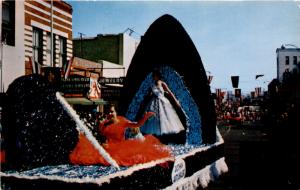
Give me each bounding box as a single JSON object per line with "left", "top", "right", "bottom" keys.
{"left": 215, "top": 98, "right": 266, "bottom": 126}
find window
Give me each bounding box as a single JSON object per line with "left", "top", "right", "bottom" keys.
{"left": 285, "top": 56, "right": 289, "bottom": 65}
{"left": 46, "top": 33, "right": 57, "bottom": 66}
{"left": 45, "top": 33, "right": 51, "bottom": 66}
{"left": 58, "top": 36, "right": 67, "bottom": 67}
{"left": 292, "top": 68, "right": 298, "bottom": 75}
{"left": 293, "top": 56, "right": 297, "bottom": 65}
{"left": 1, "top": 0, "right": 15, "bottom": 46}
{"left": 32, "top": 27, "right": 43, "bottom": 65}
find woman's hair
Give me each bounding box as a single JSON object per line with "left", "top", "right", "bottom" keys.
{"left": 152, "top": 68, "right": 162, "bottom": 79}
{"left": 105, "top": 103, "right": 116, "bottom": 114}
{"left": 108, "top": 103, "right": 115, "bottom": 109}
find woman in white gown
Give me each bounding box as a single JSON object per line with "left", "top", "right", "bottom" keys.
{"left": 140, "top": 70, "right": 185, "bottom": 136}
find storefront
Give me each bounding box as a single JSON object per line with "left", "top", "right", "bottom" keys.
{"left": 60, "top": 57, "right": 107, "bottom": 114}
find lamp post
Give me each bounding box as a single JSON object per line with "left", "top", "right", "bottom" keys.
{"left": 50, "top": 0, "right": 54, "bottom": 67}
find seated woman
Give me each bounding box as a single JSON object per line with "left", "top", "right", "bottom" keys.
{"left": 69, "top": 104, "right": 172, "bottom": 167}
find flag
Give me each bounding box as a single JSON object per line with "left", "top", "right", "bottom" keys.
{"left": 255, "top": 74, "right": 264, "bottom": 79}
{"left": 29, "top": 57, "right": 35, "bottom": 74}
{"left": 207, "top": 75, "right": 213, "bottom": 84}
{"left": 64, "top": 57, "right": 74, "bottom": 79}
{"left": 255, "top": 87, "right": 261, "bottom": 97}
{"left": 216, "top": 88, "right": 221, "bottom": 98}
{"left": 221, "top": 91, "right": 226, "bottom": 99}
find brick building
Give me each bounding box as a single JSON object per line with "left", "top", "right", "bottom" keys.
{"left": 24, "top": 0, "right": 73, "bottom": 73}
{"left": 1, "top": 0, "right": 73, "bottom": 92}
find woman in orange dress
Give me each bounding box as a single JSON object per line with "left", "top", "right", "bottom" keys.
{"left": 70, "top": 105, "right": 172, "bottom": 166}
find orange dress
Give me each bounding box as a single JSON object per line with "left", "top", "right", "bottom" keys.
{"left": 69, "top": 116, "right": 172, "bottom": 166}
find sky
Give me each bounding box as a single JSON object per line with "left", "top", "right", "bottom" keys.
{"left": 68, "top": 0, "right": 300, "bottom": 94}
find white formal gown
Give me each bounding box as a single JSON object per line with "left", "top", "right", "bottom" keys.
{"left": 140, "top": 84, "right": 185, "bottom": 135}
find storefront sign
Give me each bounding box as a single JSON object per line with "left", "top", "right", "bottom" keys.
{"left": 60, "top": 77, "right": 90, "bottom": 95}
{"left": 98, "top": 77, "right": 125, "bottom": 85}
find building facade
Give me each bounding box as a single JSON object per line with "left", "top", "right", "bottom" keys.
{"left": 1, "top": 0, "right": 73, "bottom": 92}
{"left": 73, "top": 33, "right": 139, "bottom": 75}
{"left": 276, "top": 45, "right": 300, "bottom": 83}
{"left": 24, "top": 0, "right": 73, "bottom": 73}
{"left": 1, "top": 0, "right": 25, "bottom": 92}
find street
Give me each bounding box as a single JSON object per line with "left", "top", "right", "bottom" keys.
{"left": 206, "top": 124, "right": 294, "bottom": 190}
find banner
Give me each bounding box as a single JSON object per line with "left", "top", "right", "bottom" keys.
{"left": 255, "top": 74, "right": 264, "bottom": 79}
{"left": 255, "top": 87, "right": 261, "bottom": 97}
{"left": 235, "top": 88, "right": 241, "bottom": 98}
{"left": 216, "top": 88, "right": 221, "bottom": 98}
{"left": 231, "top": 76, "right": 239, "bottom": 88}
{"left": 88, "top": 78, "right": 101, "bottom": 99}
{"left": 64, "top": 57, "right": 74, "bottom": 79}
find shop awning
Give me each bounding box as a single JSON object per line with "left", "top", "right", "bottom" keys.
{"left": 65, "top": 97, "right": 107, "bottom": 105}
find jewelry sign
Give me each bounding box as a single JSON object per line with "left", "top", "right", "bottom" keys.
{"left": 98, "top": 77, "right": 125, "bottom": 85}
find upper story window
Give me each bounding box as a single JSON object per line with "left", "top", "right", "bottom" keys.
{"left": 45, "top": 33, "right": 51, "bottom": 66}
{"left": 285, "top": 56, "right": 289, "bottom": 65}
{"left": 32, "top": 27, "right": 43, "bottom": 65}
{"left": 58, "top": 36, "right": 67, "bottom": 68}
{"left": 1, "top": 0, "right": 15, "bottom": 46}
{"left": 45, "top": 33, "right": 56, "bottom": 66}
{"left": 293, "top": 56, "right": 297, "bottom": 65}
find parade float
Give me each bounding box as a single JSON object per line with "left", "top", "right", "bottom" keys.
{"left": 0, "top": 15, "right": 227, "bottom": 190}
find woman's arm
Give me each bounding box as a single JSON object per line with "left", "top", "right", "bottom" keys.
{"left": 137, "top": 112, "right": 155, "bottom": 126}
{"left": 98, "top": 118, "right": 113, "bottom": 132}
{"left": 124, "top": 120, "right": 139, "bottom": 128}
{"left": 124, "top": 112, "right": 155, "bottom": 128}
{"left": 161, "top": 81, "right": 180, "bottom": 107}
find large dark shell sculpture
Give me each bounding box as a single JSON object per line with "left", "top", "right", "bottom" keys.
{"left": 120, "top": 14, "right": 216, "bottom": 144}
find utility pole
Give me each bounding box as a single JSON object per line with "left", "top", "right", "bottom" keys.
{"left": 78, "top": 32, "right": 85, "bottom": 58}
{"left": 128, "top": 28, "right": 134, "bottom": 36}
{"left": 124, "top": 28, "right": 135, "bottom": 36}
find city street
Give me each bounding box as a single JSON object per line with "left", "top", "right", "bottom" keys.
{"left": 206, "top": 124, "right": 298, "bottom": 190}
